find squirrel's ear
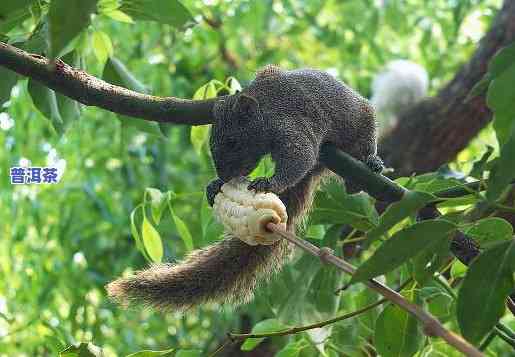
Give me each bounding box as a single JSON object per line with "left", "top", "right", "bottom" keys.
{"left": 233, "top": 94, "right": 259, "bottom": 120}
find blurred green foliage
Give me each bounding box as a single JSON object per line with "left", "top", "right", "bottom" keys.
{"left": 0, "top": 0, "right": 514, "bottom": 356}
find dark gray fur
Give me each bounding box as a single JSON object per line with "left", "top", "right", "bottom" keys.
{"left": 106, "top": 66, "right": 382, "bottom": 310}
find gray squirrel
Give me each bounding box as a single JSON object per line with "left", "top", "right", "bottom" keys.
{"left": 106, "top": 65, "right": 382, "bottom": 310}
{"left": 371, "top": 60, "right": 429, "bottom": 135}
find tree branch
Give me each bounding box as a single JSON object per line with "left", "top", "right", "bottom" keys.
{"left": 265, "top": 222, "right": 483, "bottom": 357}
{"left": 379, "top": 0, "right": 515, "bottom": 176}
{"left": 320, "top": 143, "right": 482, "bottom": 261}
{"left": 0, "top": 42, "right": 218, "bottom": 125}
{"left": 321, "top": 144, "right": 515, "bottom": 314}
{"left": 223, "top": 279, "right": 412, "bottom": 351}
{"left": 229, "top": 297, "right": 387, "bottom": 340}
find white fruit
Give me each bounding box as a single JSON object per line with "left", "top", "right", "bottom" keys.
{"left": 212, "top": 177, "right": 288, "bottom": 246}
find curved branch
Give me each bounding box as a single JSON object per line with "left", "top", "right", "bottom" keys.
{"left": 0, "top": 42, "right": 218, "bottom": 125}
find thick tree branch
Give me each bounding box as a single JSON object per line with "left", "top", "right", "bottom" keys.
{"left": 321, "top": 144, "right": 515, "bottom": 315}
{"left": 379, "top": 0, "right": 515, "bottom": 176}
{"left": 320, "top": 144, "right": 483, "bottom": 263}
{"left": 0, "top": 42, "right": 218, "bottom": 125}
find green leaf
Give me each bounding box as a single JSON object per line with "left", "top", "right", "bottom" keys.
{"left": 355, "top": 288, "right": 381, "bottom": 334}
{"left": 426, "top": 287, "right": 454, "bottom": 321}
{"left": 141, "top": 217, "right": 163, "bottom": 262}
{"left": 145, "top": 187, "right": 167, "bottom": 224}
{"left": 27, "top": 79, "right": 64, "bottom": 134}
{"left": 120, "top": 0, "right": 194, "bottom": 28}
{"left": 486, "top": 45, "right": 515, "bottom": 148}
{"left": 92, "top": 30, "right": 113, "bottom": 66}
{"left": 412, "top": 237, "right": 450, "bottom": 285}
{"left": 107, "top": 57, "right": 148, "bottom": 93}
{"left": 189, "top": 82, "right": 218, "bottom": 153}
{"left": 102, "top": 57, "right": 162, "bottom": 136}
{"left": 171, "top": 212, "right": 194, "bottom": 252}
{"left": 126, "top": 348, "right": 174, "bottom": 357}
{"left": 0, "top": 0, "right": 36, "bottom": 16}
{"left": 351, "top": 220, "right": 456, "bottom": 284}
{"left": 59, "top": 342, "right": 103, "bottom": 357}
{"left": 0, "top": 66, "right": 17, "bottom": 107}
{"left": 311, "top": 182, "right": 378, "bottom": 231}
{"left": 398, "top": 173, "right": 461, "bottom": 193}
{"left": 226, "top": 77, "right": 242, "bottom": 94}
{"left": 457, "top": 239, "right": 515, "bottom": 344}
{"left": 250, "top": 154, "right": 276, "bottom": 179}
{"left": 278, "top": 254, "right": 321, "bottom": 323}
{"left": 27, "top": 69, "right": 80, "bottom": 134}
{"left": 488, "top": 43, "right": 515, "bottom": 78}
{"left": 193, "top": 82, "right": 217, "bottom": 100}
{"left": 240, "top": 319, "right": 287, "bottom": 351}
{"left": 168, "top": 196, "right": 193, "bottom": 251}
{"left": 450, "top": 260, "right": 468, "bottom": 279}
{"left": 375, "top": 304, "right": 422, "bottom": 357}
{"left": 130, "top": 206, "right": 149, "bottom": 260}
{"left": 487, "top": 65, "right": 515, "bottom": 123}
{"left": 493, "top": 111, "right": 514, "bottom": 150}
{"left": 469, "top": 146, "right": 494, "bottom": 179}
{"left": 463, "top": 217, "right": 513, "bottom": 245}
{"left": 0, "top": 3, "right": 33, "bottom": 33}
{"left": 174, "top": 350, "right": 202, "bottom": 357}
{"left": 307, "top": 226, "right": 343, "bottom": 315}
{"left": 367, "top": 191, "right": 435, "bottom": 241}
{"left": 22, "top": 23, "right": 50, "bottom": 53}
{"left": 305, "top": 224, "right": 326, "bottom": 240}
{"left": 48, "top": 0, "right": 98, "bottom": 58}
{"left": 102, "top": 9, "right": 134, "bottom": 23}
{"left": 486, "top": 128, "right": 515, "bottom": 201}
{"left": 275, "top": 338, "right": 308, "bottom": 357}
{"left": 190, "top": 125, "right": 210, "bottom": 155}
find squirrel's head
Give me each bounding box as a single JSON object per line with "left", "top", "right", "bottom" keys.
{"left": 210, "top": 93, "right": 267, "bottom": 182}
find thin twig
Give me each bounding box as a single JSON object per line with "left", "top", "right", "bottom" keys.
{"left": 229, "top": 298, "right": 387, "bottom": 340}
{"left": 494, "top": 327, "right": 515, "bottom": 349}
{"left": 434, "top": 274, "right": 515, "bottom": 351}
{"left": 479, "top": 330, "right": 497, "bottom": 351}
{"left": 227, "top": 279, "right": 413, "bottom": 346}
{"left": 266, "top": 222, "right": 483, "bottom": 357}
{"left": 495, "top": 323, "right": 515, "bottom": 344}
{"left": 207, "top": 338, "right": 234, "bottom": 357}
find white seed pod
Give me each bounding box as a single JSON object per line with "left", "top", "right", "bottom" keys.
{"left": 212, "top": 177, "right": 288, "bottom": 246}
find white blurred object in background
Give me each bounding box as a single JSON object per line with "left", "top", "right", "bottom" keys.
{"left": 371, "top": 60, "right": 429, "bottom": 135}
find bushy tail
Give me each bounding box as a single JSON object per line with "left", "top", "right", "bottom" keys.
{"left": 106, "top": 235, "right": 290, "bottom": 310}
{"left": 106, "top": 167, "right": 326, "bottom": 311}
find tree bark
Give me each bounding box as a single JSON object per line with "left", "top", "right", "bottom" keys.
{"left": 379, "top": 0, "right": 515, "bottom": 177}
{"left": 0, "top": 42, "right": 218, "bottom": 125}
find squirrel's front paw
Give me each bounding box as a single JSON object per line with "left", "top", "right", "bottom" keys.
{"left": 248, "top": 177, "right": 273, "bottom": 193}
{"left": 248, "top": 177, "right": 286, "bottom": 194}
{"left": 206, "top": 178, "right": 224, "bottom": 206}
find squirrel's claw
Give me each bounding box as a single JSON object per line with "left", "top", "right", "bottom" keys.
{"left": 366, "top": 155, "right": 384, "bottom": 173}
{"left": 206, "top": 178, "right": 224, "bottom": 206}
